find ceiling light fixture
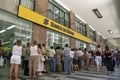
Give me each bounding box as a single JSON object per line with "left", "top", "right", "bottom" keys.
{"left": 0, "top": 29, "right": 6, "bottom": 33}
{"left": 108, "top": 30, "right": 113, "bottom": 34}
{"left": 93, "top": 8, "right": 103, "bottom": 18}
{"left": 6, "top": 25, "right": 15, "bottom": 30}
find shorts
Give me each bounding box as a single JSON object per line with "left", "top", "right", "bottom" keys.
{"left": 29, "top": 56, "right": 38, "bottom": 68}
{"left": 10, "top": 55, "right": 21, "bottom": 64}
{"left": 95, "top": 56, "right": 102, "bottom": 66}
{"left": 73, "top": 59, "right": 78, "bottom": 65}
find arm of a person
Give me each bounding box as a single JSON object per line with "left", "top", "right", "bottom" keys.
{"left": 22, "top": 47, "right": 24, "bottom": 55}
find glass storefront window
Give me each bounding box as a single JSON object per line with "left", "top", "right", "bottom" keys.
{"left": 89, "top": 28, "right": 96, "bottom": 41}
{"left": 76, "top": 40, "right": 86, "bottom": 51}
{"left": 9, "top": 0, "right": 19, "bottom": 5}
{"left": 75, "top": 17, "right": 86, "bottom": 36}
{"left": 21, "top": 0, "right": 34, "bottom": 10}
{"left": 0, "top": 10, "right": 32, "bottom": 47}
{"left": 48, "top": 0, "right": 70, "bottom": 28}
{"left": 46, "top": 30, "right": 70, "bottom": 49}
{"left": 90, "top": 44, "right": 95, "bottom": 51}
{"left": 9, "top": 0, "right": 35, "bottom": 10}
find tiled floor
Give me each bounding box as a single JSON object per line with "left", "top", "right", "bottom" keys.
{"left": 0, "top": 61, "right": 120, "bottom": 80}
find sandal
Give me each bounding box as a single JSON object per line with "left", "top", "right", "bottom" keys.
{"left": 33, "top": 75, "right": 37, "bottom": 79}
{"left": 28, "top": 76, "right": 32, "bottom": 79}
{"left": 38, "top": 73, "right": 43, "bottom": 76}
{"left": 14, "top": 78, "right": 20, "bottom": 80}
{"left": 8, "top": 78, "right": 12, "bottom": 80}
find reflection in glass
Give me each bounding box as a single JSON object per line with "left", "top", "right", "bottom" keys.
{"left": 76, "top": 40, "right": 86, "bottom": 51}
{"left": 46, "top": 30, "right": 70, "bottom": 48}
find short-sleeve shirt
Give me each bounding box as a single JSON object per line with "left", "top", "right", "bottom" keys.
{"left": 12, "top": 45, "right": 22, "bottom": 56}
{"left": 63, "top": 47, "right": 71, "bottom": 58}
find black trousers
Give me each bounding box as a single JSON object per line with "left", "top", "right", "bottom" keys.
{"left": 24, "top": 60, "right": 29, "bottom": 76}
{"left": 106, "top": 59, "right": 114, "bottom": 72}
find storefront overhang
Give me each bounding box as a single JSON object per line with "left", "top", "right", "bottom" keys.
{"left": 18, "top": 5, "right": 91, "bottom": 43}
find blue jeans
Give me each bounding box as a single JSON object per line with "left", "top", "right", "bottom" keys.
{"left": 64, "top": 57, "right": 71, "bottom": 74}
{"left": 50, "top": 57, "right": 56, "bottom": 72}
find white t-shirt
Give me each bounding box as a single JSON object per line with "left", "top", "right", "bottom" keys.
{"left": 77, "top": 50, "right": 83, "bottom": 57}
{"left": 30, "top": 45, "right": 38, "bottom": 56}
{"left": 70, "top": 51, "right": 74, "bottom": 58}
{"left": 12, "top": 45, "right": 22, "bottom": 56}
{"left": 49, "top": 49, "right": 55, "bottom": 57}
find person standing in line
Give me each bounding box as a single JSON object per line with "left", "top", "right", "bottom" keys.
{"left": 42, "top": 44, "right": 48, "bottom": 73}
{"left": 104, "top": 46, "right": 114, "bottom": 74}
{"left": 23, "top": 42, "right": 30, "bottom": 77}
{"left": 9, "top": 40, "right": 23, "bottom": 80}
{"left": 76, "top": 48, "right": 84, "bottom": 70}
{"left": 70, "top": 48, "right": 74, "bottom": 72}
{"left": 88, "top": 51, "right": 92, "bottom": 68}
{"left": 55, "top": 46, "right": 62, "bottom": 72}
{"left": 63, "top": 44, "right": 71, "bottom": 75}
{"left": 61, "top": 48, "right": 64, "bottom": 72}
{"left": 101, "top": 50, "right": 106, "bottom": 67}
{"left": 49, "top": 46, "right": 56, "bottom": 72}
{"left": 29, "top": 41, "right": 38, "bottom": 78}
{"left": 95, "top": 45, "right": 102, "bottom": 73}
{"left": 73, "top": 48, "right": 79, "bottom": 71}
{"left": 37, "top": 44, "right": 44, "bottom": 76}
{"left": 83, "top": 48, "right": 89, "bottom": 70}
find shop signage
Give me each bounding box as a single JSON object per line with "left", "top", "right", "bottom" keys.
{"left": 43, "top": 19, "right": 74, "bottom": 35}
{"left": 18, "top": 5, "right": 91, "bottom": 43}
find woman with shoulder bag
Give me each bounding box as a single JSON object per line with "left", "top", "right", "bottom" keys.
{"left": 37, "top": 44, "right": 44, "bottom": 76}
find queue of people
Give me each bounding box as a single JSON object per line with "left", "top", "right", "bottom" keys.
{"left": 0, "top": 40, "right": 120, "bottom": 80}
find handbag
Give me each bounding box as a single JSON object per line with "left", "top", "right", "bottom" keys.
{"left": 40, "top": 55, "right": 45, "bottom": 62}
{"left": 0, "top": 56, "right": 4, "bottom": 67}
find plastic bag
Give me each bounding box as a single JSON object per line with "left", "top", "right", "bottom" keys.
{"left": 0, "top": 56, "right": 4, "bottom": 67}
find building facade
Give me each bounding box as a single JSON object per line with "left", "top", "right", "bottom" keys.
{"left": 0, "top": 0, "right": 110, "bottom": 51}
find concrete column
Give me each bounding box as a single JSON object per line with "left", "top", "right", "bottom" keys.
{"left": 94, "top": 31, "right": 97, "bottom": 42}
{"left": 35, "top": 0, "right": 48, "bottom": 17}
{"left": 86, "top": 43, "right": 90, "bottom": 51}
{"left": 85, "top": 24, "right": 90, "bottom": 51}
{"left": 32, "top": 0, "right": 48, "bottom": 44}
{"left": 86, "top": 23, "right": 90, "bottom": 37}
{"left": 69, "top": 11, "right": 76, "bottom": 48}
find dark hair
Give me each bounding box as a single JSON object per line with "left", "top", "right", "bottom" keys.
{"left": 33, "top": 40, "right": 37, "bottom": 45}
{"left": 16, "top": 40, "right": 22, "bottom": 46}
{"left": 88, "top": 51, "right": 91, "bottom": 53}
{"left": 27, "top": 42, "right": 30, "bottom": 47}
{"left": 97, "top": 45, "right": 100, "bottom": 48}
{"left": 65, "top": 44, "right": 68, "bottom": 47}
{"left": 71, "top": 48, "right": 74, "bottom": 51}
{"left": 79, "top": 48, "right": 81, "bottom": 50}
{"left": 105, "top": 46, "right": 109, "bottom": 51}
{"left": 74, "top": 48, "right": 77, "bottom": 51}
{"left": 55, "top": 46, "right": 60, "bottom": 50}
{"left": 42, "top": 44, "right": 46, "bottom": 46}
{"left": 38, "top": 44, "right": 42, "bottom": 49}
{"left": 84, "top": 48, "right": 87, "bottom": 52}
{"left": 51, "top": 46, "right": 53, "bottom": 49}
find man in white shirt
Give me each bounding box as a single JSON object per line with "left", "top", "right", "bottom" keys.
{"left": 49, "top": 46, "right": 56, "bottom": 72}
{"left": 77, "top": 48, "right": 84, "bottom": 69}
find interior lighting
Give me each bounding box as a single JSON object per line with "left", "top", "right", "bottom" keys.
{"left": 0, "top": 29, "right": 6, "bottom": 33}
{"left": 6, "top": 25, "right": 15, "bottom": 30}
{"left": 108, "top": 30, "right": 113, "bottom": 34}
{"left": 93, "top": 8, "right": 103, "bottom": 18}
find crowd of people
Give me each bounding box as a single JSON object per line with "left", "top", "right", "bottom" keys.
{"left": 0, "top": 40, "right": 120, "bottom": 80}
